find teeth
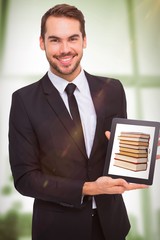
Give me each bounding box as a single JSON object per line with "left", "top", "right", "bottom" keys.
{"left": 60, "top": 57, "right": 72, "bottom": 62}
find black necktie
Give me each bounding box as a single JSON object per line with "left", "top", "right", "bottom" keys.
{"left": 65, "top": 83, "right": 86, "bottom": 153}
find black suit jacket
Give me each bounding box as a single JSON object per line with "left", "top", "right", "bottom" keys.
{"left": 9, "top": 71, "right": 130, "bottom": 240}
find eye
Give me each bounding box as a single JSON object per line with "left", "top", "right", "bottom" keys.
{"left": 70, "top": 36, "right": 79, "bottom": 42}
{"left": 49, "top": 38, "right": 60, "bottom": 43}
{"left": 51, "top": 39, "right": 57, "bottom": 42}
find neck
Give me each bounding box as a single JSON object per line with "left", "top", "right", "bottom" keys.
{"left": 50, "top": 66, "right": 82, "bottom": 82}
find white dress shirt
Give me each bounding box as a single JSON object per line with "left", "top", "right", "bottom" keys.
{"left": 48, "top": 69, "right": 97, "bottom": 158}
{"left": 48, "top": 69, "right": 97, "bottom": 208}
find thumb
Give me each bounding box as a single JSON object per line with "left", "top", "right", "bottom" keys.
{"left": 105, "top": 131, "right": 111, "bottom": 140}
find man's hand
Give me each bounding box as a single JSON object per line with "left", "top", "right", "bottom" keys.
{"left": 83, "top": 176, "right": 148, "bottom": 196}
{"left": 156, "top": 135, "right": 160, "bottom": 159}
{"left": 105, "top": 131, "right": 111, "bottom": 140}
{"left": 95, "top": 176, "right": 148, "bottom": 193}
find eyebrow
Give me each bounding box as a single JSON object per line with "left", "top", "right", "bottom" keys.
{"left": 48, "top": 34, "right": 80, "bottom": 40}
{"left": 48, "top": 35, "right": 60, "bottom": 40}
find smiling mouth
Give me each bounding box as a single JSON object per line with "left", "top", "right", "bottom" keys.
{"left": 55, "top": 54, "right": 77, "bottom": 66}
{"left": 59, "top": 57, "right": 73, "bottom": 65}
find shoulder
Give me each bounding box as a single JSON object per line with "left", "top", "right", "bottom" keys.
{"left": 84, "top": 71, "right": 124, "bottom": 89}
{"left": 12, "top": 73, "right": 48, "bottom": 98}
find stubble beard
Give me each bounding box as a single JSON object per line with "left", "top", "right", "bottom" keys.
{"left": 50, "top": 59, "right": 81, "bottom": 76}
{"left": 47, "top": 53, "right": 83, "bottom": 77}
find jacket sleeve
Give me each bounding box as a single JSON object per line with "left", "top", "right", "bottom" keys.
{"left": 9, "top": 91, "right": 85, "bottom": 208}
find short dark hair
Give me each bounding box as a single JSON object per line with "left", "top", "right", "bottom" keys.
{"left": 40, "top": 4, "right": 86, "bottom": 39}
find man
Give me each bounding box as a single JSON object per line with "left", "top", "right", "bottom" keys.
{"left": 9, "top": 4, "right": 148, "bottom": 240}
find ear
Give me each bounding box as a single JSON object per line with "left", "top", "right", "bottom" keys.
{"left": 39, "top": 36, "right": 45, "bottom": 50}
{"left": 83, "top": 36, "right": 87, "bottom": 49}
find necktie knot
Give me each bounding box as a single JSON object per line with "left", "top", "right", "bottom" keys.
{"left": 65, "top": 83, "right": 76, "bottom": 96}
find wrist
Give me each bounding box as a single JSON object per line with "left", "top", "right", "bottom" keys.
{"left": 82, "top": 181, "right": 99, "bottom": 195}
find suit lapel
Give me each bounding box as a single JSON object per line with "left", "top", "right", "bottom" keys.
{"left": 41, "top": 74, "right": 88, "bottom": 159}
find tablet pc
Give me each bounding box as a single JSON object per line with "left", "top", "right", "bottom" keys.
{"left": 103, "top": 118, "right": 160, "bottom": 185}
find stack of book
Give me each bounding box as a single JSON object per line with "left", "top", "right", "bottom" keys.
{"left": 114, "top": 132, "right": 150, "bottom": 172}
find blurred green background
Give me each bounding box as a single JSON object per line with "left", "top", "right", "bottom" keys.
{"left": 0, "top": 0, "right": 160, "bottom": 239}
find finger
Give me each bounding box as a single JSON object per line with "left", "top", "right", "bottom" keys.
{"left": 156, "top": 154, "right": 160, "bottom": 160}
{"left": 109, "top": 186, "right": 126, "bottom": 194}
{"left": 126, "top": 183, "right": 149, "bottom": 191}
{"left": 109, "top": 178, "right": 129, "bottom": 189}
{"left": 105, "top": 131, "right": 111, "bottom": 140}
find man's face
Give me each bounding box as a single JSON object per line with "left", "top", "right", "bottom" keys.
{"left": 40, "top": 16, "right": 87, "bottom": 81}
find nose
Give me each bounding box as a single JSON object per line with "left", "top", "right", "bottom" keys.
{"left": 60, "top": 41, "right": 70, "bottom": 54}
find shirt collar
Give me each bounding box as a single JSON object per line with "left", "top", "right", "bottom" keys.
{"left": 48, "top": 69, "right": 87, "bottom": 94}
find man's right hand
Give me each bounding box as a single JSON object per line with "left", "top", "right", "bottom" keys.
{"left": 82, "top": 176, "right": 148, "bottom": 196}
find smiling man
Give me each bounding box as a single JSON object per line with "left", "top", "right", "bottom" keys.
{"left": 9, "top": 4, "right": 148, "bottom": 240}
{"left": 40, "top": 10, "right": 86, "bottom": 81}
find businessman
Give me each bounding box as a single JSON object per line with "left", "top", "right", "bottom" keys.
{"left": 9, "top": 4, "right": 148, "bottom": 240}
